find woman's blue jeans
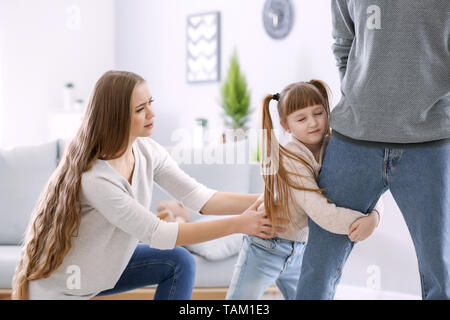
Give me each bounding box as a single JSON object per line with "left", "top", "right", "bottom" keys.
{"left": 296, "top": 131, "right": 450, "bottom": 300}
{"left": 95, "top": 244, "right": 196, "bottom": 299}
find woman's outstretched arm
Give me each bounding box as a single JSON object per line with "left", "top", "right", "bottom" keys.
{"left": 151, "top": 139, "right": 260, "bottom": 216}
{"left": 176, "top": 199, "right": 275, "bottom": 246}
{"left": 199, "top": 192, "right": 260, "bottom": 215}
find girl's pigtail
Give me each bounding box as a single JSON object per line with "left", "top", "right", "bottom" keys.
{"left": 260, "top": 94, "right": 280, "bottom": 222}
{"left": 308, "top": 79, "right": 330, "bottom": 115}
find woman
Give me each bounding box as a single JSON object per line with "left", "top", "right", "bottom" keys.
{"left": 12, "top": 70, "right": 277, "bottom": 300}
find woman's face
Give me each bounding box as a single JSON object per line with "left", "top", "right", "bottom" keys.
{"left": 130, "top": 82, "right": 155, "bottom": 139}
{"left": 281, "top": 104, "right": 328, "bottom": 147}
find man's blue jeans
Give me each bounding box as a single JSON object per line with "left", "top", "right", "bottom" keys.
{"left": 296, "top": 131, "right": 450, "bottom": 300}
{"left": 95, "top": 244, "right": 196, "bottom": 299}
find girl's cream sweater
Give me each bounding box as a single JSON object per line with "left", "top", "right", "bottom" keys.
{"left": 257, "top": 134, "right": 383, "bottom": 242}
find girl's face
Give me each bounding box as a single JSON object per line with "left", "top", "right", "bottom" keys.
{"left": 281, "top": 104, "right": 328, "bottom": 147}
{"left": 130, "top": 82, "right": 155, "bottom": 139}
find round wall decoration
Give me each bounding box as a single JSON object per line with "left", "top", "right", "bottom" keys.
{"left": 263, "top": 0, "right": 294, "bottom": 40}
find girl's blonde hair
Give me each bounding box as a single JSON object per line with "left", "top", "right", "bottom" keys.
{"left": 11, "top": 70, "right": 145, "bottom": 299}
{"left": 260, "top": 80, "right": 332, "bottom": 226}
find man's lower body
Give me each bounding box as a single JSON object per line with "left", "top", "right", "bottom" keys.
{"left": 296, "top": 131, "right": 450, "bottom": 300}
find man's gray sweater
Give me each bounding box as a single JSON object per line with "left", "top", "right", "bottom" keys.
{"left": 331, "top": 0, "right": 450, "bottom": 143}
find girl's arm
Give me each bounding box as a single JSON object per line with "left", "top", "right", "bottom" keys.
{"left": 283, "top": 158, "right": 372, "bottom": 235}
{"left": 348, "top": 198, "right": 383, "bottom": 241}
{"left": 199, "top": 192, "right": 260, "bottom": 215}
{"left": 348, "top": 211, "right": 379, "bottom": 242}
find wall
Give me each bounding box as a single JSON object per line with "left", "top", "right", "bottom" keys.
{"left": 115, "top": 0, "right": 342, "bottom": 147}
{"left": 0, "top": 0, "right": 115, "bottom": 148}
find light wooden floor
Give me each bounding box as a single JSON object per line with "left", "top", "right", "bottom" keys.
{"left": 0, "top": 286, "right": 281, "bottom": 300}
{"left": 0, "top": 289, "right": 12, "bottom": 300}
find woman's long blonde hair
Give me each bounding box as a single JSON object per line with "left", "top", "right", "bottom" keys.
{"left": 260, "top": 80, "right": 332, "bottom": 226}
{"left": 12, "top": 70, "right": 145, "bottom": 299}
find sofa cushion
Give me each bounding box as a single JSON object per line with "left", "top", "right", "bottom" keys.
{"left": 192, "top": 253, "right": 238, "bottom": 288}
{"left": 0, "top": 245, "right": 21, "bottom": 288}
{"left": 185, "top": 233, "right": 243, "bottom": 261}
{"left": 0, "top": 141, "right": 58, "bottom": 244}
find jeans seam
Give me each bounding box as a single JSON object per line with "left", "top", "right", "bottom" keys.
{"left": 382, "top": 149, "right": 389, "bottom": 187}
{"left": 126, "top": 260, "right": 176, "bottom": 271}
{"left": 419, "top": 271, "right": 428, "bottom": 299}
{"left": 228, "top": 239, "right": 251, "bottom": 298}
{"left": 329, "top": 243, "right": 351, "bottom": 300}
{"left": 126, "top": 260, "right": 178, "bottom": 298}
{"left": 276, "top": 278, "right": 289, "bottom": 300}
{"left": 278, "top": 242, "right": 297, "bottom": 299}
{"left": 369, "top": 188, "right": 387, "bottom": 213}
{"left": 168, "top": 265, "right": 177, "bottom": 299}
{"left": 281, "top": 241, "right": 295, "bottom": 273}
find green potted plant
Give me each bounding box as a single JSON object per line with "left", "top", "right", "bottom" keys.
{"left": 220, "top": 51, "right": 253, "bottom": 142}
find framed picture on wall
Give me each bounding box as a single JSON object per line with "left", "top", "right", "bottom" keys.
{"left": 186, "top": 11, "right": 221, "bottom": 83}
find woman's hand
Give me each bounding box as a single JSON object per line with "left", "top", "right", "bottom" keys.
{"left": 348, "top": 210, "right": 380, "bottom": 242}
{"left": 236, "top": 199, "right": 277, "bottom": 239}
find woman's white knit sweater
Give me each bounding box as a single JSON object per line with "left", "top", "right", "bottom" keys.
{"left": 28, "top": 137, "right": 217, "bottom": 299}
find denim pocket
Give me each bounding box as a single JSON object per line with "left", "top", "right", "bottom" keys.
{"left": 248, "top": 235, "right": 277, "bottom": 250}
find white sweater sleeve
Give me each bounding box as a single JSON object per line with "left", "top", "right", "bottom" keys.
{"left": 81, "top": 175, "right": 179, "bottom": 250}
{"left": 283, "top": 159, "right": 367, "bottom": 235}
{"left": 151, "top": 140, "right": 217, "bottom": 213}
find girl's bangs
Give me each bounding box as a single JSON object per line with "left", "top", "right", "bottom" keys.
{"left": 283, "top": 85, "right": 324, "bottom": 116}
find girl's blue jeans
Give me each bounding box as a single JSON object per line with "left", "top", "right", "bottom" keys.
{"left": 226, "top": 235, "right": 306, "bottom": 300}
{"left": 296, "top": 131, "right": 450, "bottom": 300}
{"left": 95, "top": 244, "right": 196, "bottom": 299}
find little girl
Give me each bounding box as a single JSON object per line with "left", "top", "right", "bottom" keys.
{"left": 226, "top": 80, "right": 383, "bottom": 300}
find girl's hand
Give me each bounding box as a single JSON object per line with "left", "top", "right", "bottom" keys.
{"left": 157, "top": 200, "right": 190, "bottom": 221}
{"left": 157, "top": 209, "right": 175, "bottom": 222}
{"left": 348, "top": 210, "right": 380, "bottom": 242}
{"left": 237, "top": 199, "right": 277, "bottom": 239}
